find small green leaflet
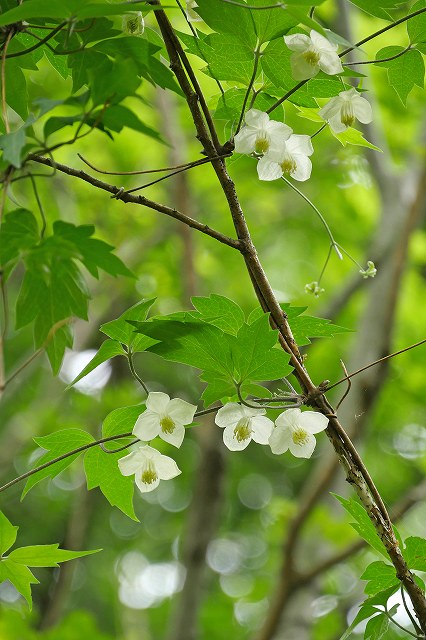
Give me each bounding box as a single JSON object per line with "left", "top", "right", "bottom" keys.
{"left": 23, "top": 406, "right": 144, "bottom": 518}
{"left": 331, "top": 127, "right": 382, "bottom": 151}
{"left": 348, "top": 0, "right": 404, "bottom": 19}
{"left": 333, "top": 494, "right": 388, "bottom": 558}
{"left": 279, "top": 304, "right": 350, "bottom": 346}
{"left": 408, "top": 1, "right": 426, "bottom": 45}
{"left": 360, "top": 561, "right": 399, "bottom": 595}
{"left": 214, "top": 89, "right": 284, "bottom": 124}
{"left": 375, "top": 46, "right": 425, "bottom": 105}
{"left": 0, "top": 511, "right": 99, "bottom": 609}
{"left": 68, "top": 299, "right": 157, "bottom": 387}
{"left": 403, "top": 536, "right": 426, "bottom": 570}
{"left": 364, "top": 613, "right": 390, "bottom": 640}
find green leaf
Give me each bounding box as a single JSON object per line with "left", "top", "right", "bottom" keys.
{"left": 101, "top": 405, "right": 146, "bottom": 441}
{"left": 101, "top": 105, "right": 163, "bottom": 142}
{"left": 0, "top": 513, "right": 18, "bottom": 556}
{"left": 0, "top": 127, "right": 27, "bottom": 168}
{"left": 194, "top": 0, "right": 257, "bottom": 46}
{"left": 375, "top": 46, "right": 425, "bottom": 105}
{"left": 0, "top": 209, "right": 39, "bottom": 268}
{"left": 281, "top": 304, "right": 350, "bottom": 346}
{"left": 214, "top": 89, "right": 284, "bottom": 124}
{"left": 331, "top": 127, "right": 382, "bottom": 151}
{"left": 363, "top": 585, "right": 400, "bottom": 607}
{"left": 333, "top": 494, "right": 388, "bottom": 558}
{"left": 201, "top": 33, "right": 257, "bottom": 83}
{"left": 348, "top": 0, "right": 404, "bottom": 19}
{"left": 244, "top": 0, "right": 298, "bottom": 43}
{"left": 84, "top": 448, "right": 137, "bottom": 520}
{"left": 365, "top": 613, "right": 390, "bottom": 639}
{"left": 0, "top": 560, "right": 38, "bottom": 609}
{"left": 100, "top": 299, "right": 156, "bottom": 345}
{"left": 404, "top": 536, "right": 426, "bottom": 570}
{"left": 408, "top": 1, "right": 426, "bottom": 44}
{"left": 67, "top": 339, "right": 126, "bottom": 388}
{"left": 22, "top": 429, "right": 95, "bottom": 498}
{"left": 191, "top": 294, "right": 245, "bottom": 335}
{"left": 339, "top": 605, "right": 378, "bottom": 640}
{"left": 360, "top": 561, "right": 399, "bottom": 595}
{"left": 8, "top": 544, "right": 100, "bottom": 567}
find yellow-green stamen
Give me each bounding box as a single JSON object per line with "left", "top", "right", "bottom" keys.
{"left": 292, "top": 428, "right": 309, "bottom": 447}
{"left": 280, "top": 156, "right": 297, "bottom": 175}
{"left": 141, "top": 462, "right": 158, "bottom": 485}
{"left": 341, "top": 103, "right": 355, "bottom": 127}
{"left": 160, "top": 415, "right": 175, "bottom": 434}
{"left": 234, "top": 418, "right": 252, "bottom": 443}
{"left": 303, "top": 50, "right": 320, "bottom": 66}
{"left": 255, "top": 136, "right": 269, "bottom": 154}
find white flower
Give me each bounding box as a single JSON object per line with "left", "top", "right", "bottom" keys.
{"left": 122, "top": 11, "right": 144, "bottom": 36}
{"left": 118, "top": 444, "right": 181, "bottom": 493}
{"left": 319, "top": 88, "right": 373, "bottom": 133}
{"left": 215, "top": 403, "right": 274, "bottom": 451}
{"left": 186, "top": 0, "right": 202, "bottom": 21}
{"left": 233, "top": 109, "right": 292, "bottom": 156}
{"left": 359, "top": 260, "right": 377, "bottom": 279}
{"left": 133, "top": 392, "right": 197, "bottom": 448}
{"left": 257, "top": 134, "right": 313, "bottom": 182}
{"left": 284, "top": 30, "right": 343, "bottom": 81}
{"left": 269, "top": 408, "right": 328, "bottom": 458}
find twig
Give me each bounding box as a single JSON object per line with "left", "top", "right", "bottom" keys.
{"left": 344, "top": 45, "right": 413, "bottom": 66}
{"left": 335, "top": 360, "right": 351, "bottom": 410}
{"left": 78, "top": 152, "right": 230, "bottom": 176}
{"left": 127, "top": 352, "right": 149, "bottom": 395}
{"left": 5, "top": 22, "right": 66, "bottom": 58}
{"left": 235, "top": 46, "right": 261, "bottom": 135}
{"left": 1, "top": 27, "right": 14, "bottom": 133}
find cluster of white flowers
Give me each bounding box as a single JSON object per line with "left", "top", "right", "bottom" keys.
{"left": 118, "top": 391, "right": 329, "bottom": 495}
{"left": 215, "top": 403, "right": 328, "bottom": 458}
{"left": 233, "top": 30, "right": 372, "bottom": 182}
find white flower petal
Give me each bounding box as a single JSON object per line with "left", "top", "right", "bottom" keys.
{"left": 257, "top": 157, "right": 283, "bottom": 181}
{"left": 245, "top": 108, "right": 270, "bottom": 128}
{"left": 284, "top": 33, "right": 312, "bottom": 52}
{"left": 135, "top": 475, "right": 160, "bottom": 493}
{"left": 327, "top": 114, "right": 347, "bottom": 133}
{"left": 167, "top": 398, "right": 197, "bottom": 425}
{"left": 234, "top": 128, "right": 259, "bottom": 154}
{"left": 146, "top": 391, "right": 170, "bottom": 414}
{"left": 318, "top": 96, "right": 343, "bottom": 120}
{"left": 223, "top": 423, "right": 252, "bottom": 451}
{"left": 275, "top": 408, "right": 301, "bottom": 429}
{"left": 286, "top": 134, "right": 313, "bottom": 157}
{"left": 310, "top": 30, "right": 337, "bottom": 53}
{"left": 352, "top": 96, "right": 373, "bottom": 123}
{"left": 290, "top": 53, "right": 319, "bottom": 81}
{"left": 291, "top": 155, "right": 312, "bottom": 182}
{"left": 251, "top": 416, "right": 274, "bottom": 444}
{"left": 288, "top": 431, "right": 316, "bottom": 458}
{"left": 318, "top": 50, "right": 343, "bottom": 76}
{"left": 118, "top": 450, "right": 143, "bottom": 476}
{"left": 133, "top": 411, "right": 160, "bottom": 441}
{"left": 299, "top": 411, "right": 329, "bottom": 434}
{"left": 215, "top": 403, "right": 245, "bottom": 428}
{"left": 155, "top": 454, "right": 182, "bottom": 480}
{"left": 160, "top": 421, "right": 186, "bottom": 448}
{"left": 269, "top": 426, "right": 291, "bottom": 454}
{"left": 266, "top": 121, "right": 293, "bottom": 140}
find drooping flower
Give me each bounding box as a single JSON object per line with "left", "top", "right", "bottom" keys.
{"left": 319, "top": 88, "right": 373, "bottom": 133}
{"left": 133, "top": 392, "right": 197, "bottom": 448}
{"left": 122, "top": 11, "right": 144, "bottom": 36}
{"left": 118, "top": 444, "right": 181, "bottom": 493}
{"left": 257, "top": 134, "right": 313, "bottom": 182}
{"left": 215, "top": 403, "right": 274, "bottom": 451}
{"left": 186, "top": 0, "right": 202, "bottom": 21}
{"left": 269, "top": 408, "right": 328, "bottom": 458}
{"left": 305, "top": 281, "right": 325, "bottom": 297}
{"left": 233, "top": 109, "right": 293, "bottom": 156}
{"left": 359, "top": 260, "right": 377, "bottom": 279}
{"left": 284, "top": 30, "right": 343, "bottom": 81}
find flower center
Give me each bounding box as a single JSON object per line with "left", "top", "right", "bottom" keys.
{"left": 234, "top": 418, "right": 252, "bottom": 443}
{"left": 341, "top": 102, "right": 355, "bottom": 127}
{"left": 141, "top": 461, "right": 158, "bottom": 485}
{"left": 255, "top": 136, "right": 269, "bottom": 154}
{"left": 160, "top": 415, "right": 175, "bottom": 434}
{"left": 292, "top": 428, "right": 309, "bottom": 447}
{"left": 280, "top": 155, "right": 297, "bottom": 175}
{"left": 303, "top": 49, "right": 320, "bottom": 66}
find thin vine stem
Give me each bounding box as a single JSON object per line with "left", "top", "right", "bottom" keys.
{"left": 235, "top": 46, "right": 262, "bottom": 135}
{"left": 344, "top": 44, "right": 413, "bottom": 66}
{"left": 127, "top": 352, "right": 149, "bottom": 394}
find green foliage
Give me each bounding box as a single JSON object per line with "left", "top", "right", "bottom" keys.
{"left": 331, "top": 128, "right": 382, "bottom": 151}
{"left": 0, "top": 511, "right": 99, "bottom": 609}
{"left": 408, "top": 1, "right": 426, "bottom": 45}
{"left": 360, "top": 561, "right": 399, "bottom": 595}
{"left": 333, "top": 494, "right": 388, "bottom": 557}
{"left": 403, "top": 536, "right": 426, "bottom": 570}
{"left": 0, "top": 210, "right": 132, "bottom": 373}
{"left": 375, "top": 46, "right": 425, "bottom": 105}
{"left": 280, "top": 304, "right": 350, "bottom": 346}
